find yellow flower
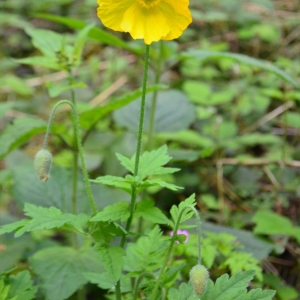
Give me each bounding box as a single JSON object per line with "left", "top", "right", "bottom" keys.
{"left": 97, "top": 0, "right": 192, "bottom": 45}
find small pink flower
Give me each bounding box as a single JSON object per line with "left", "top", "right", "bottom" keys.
{"left": 170, "top": 229, "right": 189, "bottom": 244}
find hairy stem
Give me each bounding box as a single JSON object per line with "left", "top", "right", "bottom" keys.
{"left": 133, "top": 44, "right": 151, "bottom": 176}
{"left": 147, "top": 41, "right": 163, "bottom": 151}
{"left": 69, "top": 86, "right": 79, "bottom": 217}
{"left": 43, "top": 100, "right": 97, "bottom": 214}
{"left": 149, "top": 205, "right": 200, "bottom": 300}
{"left": 115, "top": 44, "right": 150, "bottom": 300}
{"left": 188, "top": 206, "right": 202, "bottom": 264}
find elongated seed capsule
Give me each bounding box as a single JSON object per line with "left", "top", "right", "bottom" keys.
{"left": 190, "top": 264, "right": 209, "bottom": 295}
{"left": 34, "top": 149, "right": 52, "bottom": 182}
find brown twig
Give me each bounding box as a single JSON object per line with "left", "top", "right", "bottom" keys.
{"left": 89, "top": 75, "right": 128, "bottom": 107}
{"left": 222, "top": 178, "right": 252, "bottom": 212}
{"left": 262, "top": 260, "right": 279, "bottom": 276}
{"left": 268, "top": 256, "right": 296, "bottom": 267}
{"left": 217, "top": 158, "right": 300, "bottom": 168}
{"left": 0, "top": 55, "right": 136, "bottom": 94}
{"left": 241, "top": 101, "right": 294, "bottom": 134}
{"left": 243, "top": 3, "right": 300, "bottom": 19}
{"left": 216, "top": 160, "right": 225, "bottom": 222}
{"left": 263, "top": 166, "right": 281, "bottom": 189}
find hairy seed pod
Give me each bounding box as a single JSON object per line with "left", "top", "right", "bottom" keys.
{"left": 190, "top": 264, "right": 209, "bottom": 295}
{"left": 34, "top": 149, "right": 53, "bottom": 182}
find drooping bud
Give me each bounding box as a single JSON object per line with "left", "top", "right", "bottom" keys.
{"left": 190, "top": 264, "right": 209, "bottom": 295}
{"left": 34, "top": 149, "right": 52, "bottom": 182}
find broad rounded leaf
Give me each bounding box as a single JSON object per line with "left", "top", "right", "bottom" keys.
{"left": 0, "top": 117, "right": 46, "bottom": 160}
{"left": 30, "top": 247, "right": 103, "bottom": 300}
{"left": 113, "top": 90, "right": 196, "bottom": 133}
{"left": 253, "top": 210, "right": 300, "bottom": 243}
{"left": 181, "top": 50, "right": 298, "bottom": 87}
{"left": 12, "top": 165, "right": 95, "bottom": 214}
{"left": 80, "top": 85, "right": 165, "bottom": 130}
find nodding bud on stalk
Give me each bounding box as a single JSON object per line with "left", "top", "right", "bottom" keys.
{"left": 34, "top": 149, "right": 52, "bottom": 182}
{"left": 190, "top": 264, "right": 209, "bottom": 295}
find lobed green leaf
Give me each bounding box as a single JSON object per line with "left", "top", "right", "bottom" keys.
{"left": 117, "top": 145, "right": 179, "bottom": 180}
{"left": 170, "top": 194, "right": 196, "bottom": 228}
{"left": 83, "top": 271, "right": 131, "bottom": 291}
{"left": 0, "top": 280, "right": 11, "bottom": 300}
{"left": 0, "top": 204, "right": 89, "bottom": 237}
{"left": 96, "top": 246, "right": 125, "bottom": 283}
{"left": 242, "top": 289, "right": 276, "bottom": 300}
{"left": 0, "top": 220, "right": 30, "bottom": 236}
{"left": 90, "top": 202, "right": 130, "bottom": 222}
{"left": 142, "top": 179, "right": 183, "bottom": 192}
{"left": 124, "top": 226, "right": 168, "bottom": 273}
{"left": 90, "top": 175, "right": 134, "bottom": 194}
{"left": 167, "top": 282, "right": 194, "bottom": 300}
{"left": 90, "top": 222, "right": 127, "bottom": 246}
{"left": 169, "top": 271, "right": 275, "bottom": 300}
{"left": 135, "top": 200, "right": 170, "bottom": 225}
{"left": 221, "top": 252, "right": 262, "bottom": 281}
{"left": 7, "top": 271, "right": 38, "bottom": 300}
{"left": 201, "top": 270, "right": 255, "bottom": 300}
{"left": 22, "top": 204, "right": 74, "bottom": 232}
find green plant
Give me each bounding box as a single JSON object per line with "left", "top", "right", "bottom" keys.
{"left": 1, "top": 1, "right": 300, "bottom": 300}
{"left": 0, "top": 41, "right": 276, "bottom": 300}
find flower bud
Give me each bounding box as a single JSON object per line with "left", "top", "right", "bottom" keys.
{"left": 34, "top": 149, "right": 52, "bottom": 182}
{"left": 190, "top": 264, "right": 209, "bottom": 295}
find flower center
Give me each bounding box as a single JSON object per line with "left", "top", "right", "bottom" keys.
{"left": 137, "top": 0, "right": 161, "bottom": 9}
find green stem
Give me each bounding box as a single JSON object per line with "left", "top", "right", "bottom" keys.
{"left": 149, "top": 220, "right": 181, "bottom": 299}
{"left": 132, "top": 272, "right": 156, "bottom": 300}
{"left": 72, "top": 150, "right": 79, "bottom": 214}
{"left": 115, "top": 44, "right": 150, "bottom": 300}
{"left": 43, "top": 100, "right": 97, "bottom": 214}
{"left": 115, "top": 284, "right": 122, "bottom": 300}
{"left": 69, "top": 86, "right": 79, "bottom": 216}
{"left": 281, "top": 98, "right": 288, "bottom": 161}
{"left": 147, "top": 41, "right": 163, "bottom": 151}
{"left": 188, "top": 206, "right": 202, "bottom": 264}
{"left": 120, "top": 186, "right": 138, "bottom": 247}
{"left": 149, "top": 205, "right": 201, "bottom": 300}
{"left": 133, "top": 44, "right": 150, "bottom": 176}
{"left": 77, "top": 287, "right": 85, "bottom": 300}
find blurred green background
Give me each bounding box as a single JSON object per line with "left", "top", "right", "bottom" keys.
{"left": 0, "top": 0, "right": 300, "bottom": 299}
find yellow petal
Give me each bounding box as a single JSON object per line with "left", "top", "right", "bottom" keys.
{"left": 121, "top": 2, "right": 170, "bottom": 44}
{"left": 159, "top": 0, "right": 192, "bottom": 40}
{"left": 97, "top": 0, "right": 135, "bottom": 32}
{"left": 96, "top": 0, "right": 192, "bottom": 44}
